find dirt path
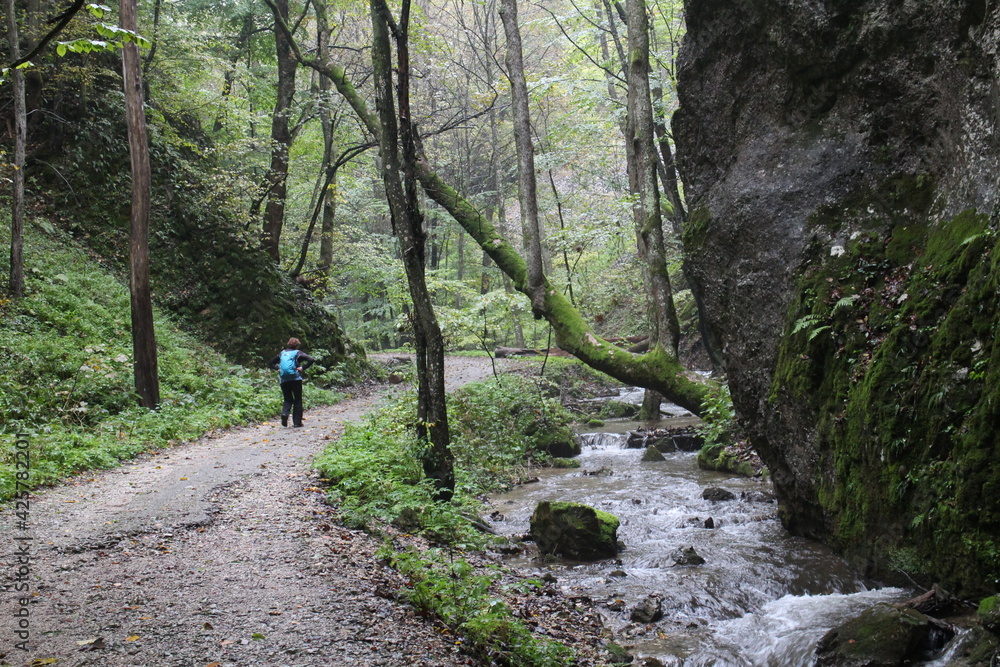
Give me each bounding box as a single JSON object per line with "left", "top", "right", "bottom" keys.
{"left": 1, "top": 355, "right": 512, "bottom": 667}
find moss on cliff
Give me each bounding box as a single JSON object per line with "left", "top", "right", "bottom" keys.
{"left": 770, "top": 184, "right": 1000, "bottom": 596}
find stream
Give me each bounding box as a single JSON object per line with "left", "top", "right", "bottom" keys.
{"left": 486, "top": 395, "right": 919, "bottom": 665}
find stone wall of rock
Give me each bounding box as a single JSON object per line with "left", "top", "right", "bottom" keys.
{"left": 674, "top": 0, "right": 999, "bottom": 595}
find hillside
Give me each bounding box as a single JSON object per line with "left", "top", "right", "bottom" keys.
{"left": 0, "top": 219, "right": 340, "bottom": 500}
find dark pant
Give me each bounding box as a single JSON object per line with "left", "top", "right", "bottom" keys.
{"left": 280, "top": 380, "right": 304, "bottom": 426}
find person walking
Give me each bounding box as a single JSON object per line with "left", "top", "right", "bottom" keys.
{"left": 268, "top": 337, "right": 315, "bottom": 427}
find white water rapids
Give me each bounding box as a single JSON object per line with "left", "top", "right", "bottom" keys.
{"left": 486, "top": 410, "right": 931, "bottom": 665}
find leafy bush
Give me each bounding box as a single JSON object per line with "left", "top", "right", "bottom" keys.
{"left": 0, "top": 225, "right": 339, "bottom": 499}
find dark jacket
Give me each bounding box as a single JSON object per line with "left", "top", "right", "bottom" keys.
{"left": 268, "top": 349, "right": 315, "bottom": 383}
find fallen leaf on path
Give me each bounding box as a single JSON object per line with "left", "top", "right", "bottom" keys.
{"left": 252, "top": 633, "right": 265, "bottom": 640}
{"left": 125, "top": 635, "right": 140, "bottom": 642}
{"left": 203, "top": 622, "right": 214, "bottom": 630}
{"left": 205, "top": 663, "right": 221, "bottom": 667}
{"left": 76, "top": 637, "right": 105, "bottom": 649}
{"left": 29, "top": 659, "right": 59, "bottom": 666}
{"left": 220, "top": 639, "right": 234, "bottom": 645}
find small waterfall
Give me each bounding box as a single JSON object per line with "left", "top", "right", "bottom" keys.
{"left": 576, "top": 432, "right": 629, "bottom": 449}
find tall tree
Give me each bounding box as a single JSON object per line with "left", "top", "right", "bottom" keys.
{"left": 261, "top": 0, "right": 297, "bottom": 262}
{"left": 370, "top": 0, "right": 454, "bottom": 499}
{"left": 5, "top": 0, "right": 26, "bottom": 298}
{"left": 499, "top": 0, "right": 545, "bottom": 315}
{"left": 625, "top": 0, "right": 679, "bottom": 418}
{"left": 120, "top": 0, "right": 160, "bottom": 408}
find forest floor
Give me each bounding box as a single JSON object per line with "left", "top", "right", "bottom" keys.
{"left": 0, "top": 355, "right": 611, "bottom": 667}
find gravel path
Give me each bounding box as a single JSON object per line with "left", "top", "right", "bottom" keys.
{"left": 0, "top": 355, "right": 513, "bottom": 667}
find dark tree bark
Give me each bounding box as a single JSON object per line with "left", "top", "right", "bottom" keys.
{"left": 6, "top": 0, "right": 26, "bottom": 299}
{"left": 261, "top": 0, "right": 297, "bottom": 262}
{"left": 499, "top": 0, "right": 545, "bottom": 314}
{"left": 121, "top": 0, "right": 160, "bottom": 408}
{"left": 371, "top": 0, "right": 454, "bottom": 500}
{"left": 315, "top": 2, "right": 337, "bottom": 281}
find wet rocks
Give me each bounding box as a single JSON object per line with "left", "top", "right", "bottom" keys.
{"left": 630, "top": 595, "right": 664, "bottom": 623}
{"left": 741, "top": 490, "right": 775, "bottom": 503}
{"left": 641, "top": 445, "right": 666, "bottom": 462}
{"left": 671, "top": 545, "right": 706, "bottom": 566}
{"left": 625, "top": 427, "right": 703, "bottom": 452}
{"left": 529, "top": 501, "right": 620, "bottom": 561}
{"left": 814, "top": 603, "right": 955, "bottom": 666}
{"left": 702, "top": 487, "right": 736, "bottom": 502}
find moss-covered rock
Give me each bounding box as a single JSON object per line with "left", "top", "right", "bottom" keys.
{"left": 814, "top": 603, "right": 954, "bottom": 666}
{"left": 530, "top": 501, "right": 620, "bottom": 561}
{"left": 641, "top": 445, "right": 666, "bottom": 462}
{"left": 697, "top": 442, "right": 763, "bottom": 478}
{"left": 599, "top": 400, "right": 641, "bottom": 419}
{"left": 530, "top": 423, "right": 581, "bottom": 458}
{"left": 979, "top": 596, "right": 1000, "bottom": 635}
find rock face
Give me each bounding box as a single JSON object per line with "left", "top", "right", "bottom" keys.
{"left": 675, "top": 0, "right": 1000, "bottom": 595}
{"left": 530, "top": 501, "right": 620, "bottom": 561}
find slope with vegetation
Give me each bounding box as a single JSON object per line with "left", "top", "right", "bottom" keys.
{"left": 0, "top": 221, "right": 340, "bottom": 500}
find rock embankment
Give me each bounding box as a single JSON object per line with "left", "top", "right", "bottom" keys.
{"left": 675, "top": 0, "right": 1000, "bottom": 596}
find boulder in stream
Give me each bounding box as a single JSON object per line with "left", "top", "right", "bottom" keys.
{"left": 642, "top": 445, "right": 666, "bottom": 462}
{"left": 702, "top": 487, "right": 736, "bottom": 502}
{"left": 630, "top": 594, "right": 664, "bottom": 623}
{"left": 814, "top": 603, "right": 955, "bottom": 666}
{"left": 530, "top": 501, "right": 620, "bottom": 561}
{"left": 671, "top": 545, "right": 706, "bottom": 566}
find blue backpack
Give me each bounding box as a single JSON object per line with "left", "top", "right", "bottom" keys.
{"left": 279, "top": 350, "right": 300, "bottom": 381}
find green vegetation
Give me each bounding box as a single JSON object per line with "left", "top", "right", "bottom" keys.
{"left": 314, "top": 375, "right": 580, "bottom": 664}
{"left": 0, "top": 223, "right": 339, "bottom": 500}
{"left": 387, "top": 548, "right": 574, "bottom": 666}
{"left": 314, "top": 375, "right": 578, "bottom": 533}
{"left": 769, "top": 176, "right": 1000, "bottom": 595}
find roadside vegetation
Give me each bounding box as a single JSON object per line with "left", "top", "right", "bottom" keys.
{"left": 0, "top": 222, "right": 340, "bottom": 500}
{"left": 314, "top": 374, "right": 583, "bottom": 665}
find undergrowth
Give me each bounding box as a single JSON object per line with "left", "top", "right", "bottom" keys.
{"left": 387, "top": 547, "right": 574, "bottom": 666}
{"left": 0, "top": 223, "right": 339, "bottom": 500}
{"left": 314, "top": 374, "right": 579, "bottom": 665}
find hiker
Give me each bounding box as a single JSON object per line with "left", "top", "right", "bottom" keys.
{"left": 268, "top": 337, "right": 315, "bottom": 427}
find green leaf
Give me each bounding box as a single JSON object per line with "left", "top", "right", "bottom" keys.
{"left": 57, "top": 43, "right": 68, "bottom": 57}
{"left": 86, "top": 3, "right": 110, "bottom": 18}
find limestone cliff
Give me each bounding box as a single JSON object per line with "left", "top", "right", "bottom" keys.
{"left": 674, "top": 0, "right": 999, "bottom": 596}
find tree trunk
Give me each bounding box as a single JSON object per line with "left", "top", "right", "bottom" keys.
{"left": 371, "top": 0, "right": 454, "bottom": 501}
{"left": 121, "top": 0, "right": 160, "bottom": 409}
{"left": 499, "top": 0, "right": 545, "bottom": 314}
{"left": 6, "top": 0, "right": 26, "bottom": 299}
{"left": 213, "top": 14, "right": 254, "bottom": 133}
{"left": 261, "top": 0, "right": 297, "bottom": 262}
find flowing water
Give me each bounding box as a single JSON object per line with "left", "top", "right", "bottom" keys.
{"left": 487, "top": 400, "right": 923, "bottom": 665}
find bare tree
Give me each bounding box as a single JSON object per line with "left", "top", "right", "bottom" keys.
{"left": 5, "top": 0, "right": 26, "bottom": 299}
{"left": 121, "top": 0, "right": 160, "bottom": 408}
{"left": 370, "top": 0, "right": 454, "bottom": 500}
{"left": 261, "top": 0, "right": 297, "bottom": 262}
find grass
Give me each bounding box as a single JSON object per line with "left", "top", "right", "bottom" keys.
{"left": 314, "top": 374, "right": 580, "bottom": 665}
{"left": 0, "top": 220, "right": 340, "bottom": 500}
